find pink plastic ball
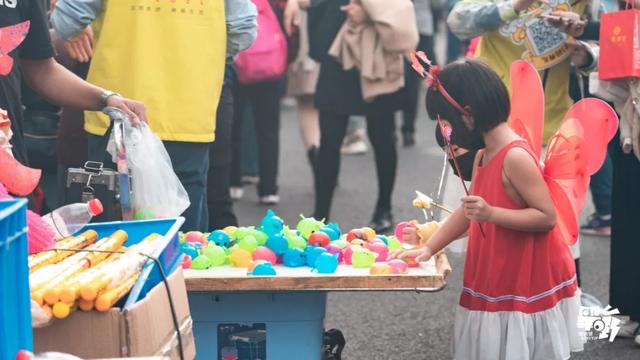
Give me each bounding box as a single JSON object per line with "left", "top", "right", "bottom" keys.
{"left": 253, "top": 246, "right": 277, "bottom": 265}
{"left": 388, "top": 259, "right": 409, "bottom": 274}
{"left": 342, "top": 245, "right": 360, "bottom": 265}
{"left": 394, "top": 222, "right": 411, "bottom": 243}
{"left": 185, "top": 231, "right": 206, "bottom": 245}
{"left": 181, "top": 255, "right": 192, "bottom": 269}
{"left": 324, "top": 244, "right": 344, "bottom": 263}
{"left": 367, "top": 242, "right": 389, "bottom": 262}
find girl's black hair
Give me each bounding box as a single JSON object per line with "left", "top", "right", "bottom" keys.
{"left": 425, "top": 59, "right": 510, "bottom": 134}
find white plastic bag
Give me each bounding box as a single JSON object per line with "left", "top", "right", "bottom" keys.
{"left": 108, "top": 120, "right": 190, "bottom": 219}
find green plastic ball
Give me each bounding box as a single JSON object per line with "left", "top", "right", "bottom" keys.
{"left": 331, "top": 239, "right": 348, "bottom": 249}
{"left": 191, "top": 255, "right": 212, "bottom": 270}
{"left": 203, "top": 245, "right": 227, "bottom": 267}
{"left": 387, "top": 237, "right": 403, "bottom": 251}
{"left": 233, "top": 227, "right": 252, "bottom": 241}
{"left": 352, "top": 249, "right": 376, "bottom": 268}
{"left": 288, "top": 236, "right": 307, "bottom": 250}
{"left": 239, "top": 235, "right": 258, "bottom": 253}
{"left": 253, "top": 230, "right": 269, "bottom": 246}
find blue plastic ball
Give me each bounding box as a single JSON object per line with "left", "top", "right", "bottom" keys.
{"left": 260, "top": 209, "right": 285, "bottom": 236}
{"left": 314, "top": 252, "right": 339, "bottom": 274}
{"left": 249, "top": 262, "right": 277, "bottom": 276}
{"left": 266, "top": 234, "right": 289, "bottom": 256}
{"left": 180, "top": 243, "right": 199, "bottom": 260}
{"left": 305, "top": 246, "right": 328, "bottom": 267}
{"left": 208, "top": 230, "right": 232, "bottom": 248}
{"left": 283, "top": 248, "right": 307, "bottom": 267}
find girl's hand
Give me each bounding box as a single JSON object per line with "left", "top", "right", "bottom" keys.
{"left": 388, "top": 246, "right": 433, "bottom": 262}
{"left": 461, "top": 196, "right": 493, "bottom": 222}
{"left": 341, "top": 1, "right": 368, "bottom": 25}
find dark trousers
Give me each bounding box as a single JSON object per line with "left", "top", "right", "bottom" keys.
{"left": 88, "top": 135, "right": 210, "bottom": 231}
{"left": 208, "top": 67, "right": 239, "bottom": 229}
{"left": 314, "top": 110, "right": 397, "bottom": 220}
{"left": 231, "top": 79, "right": 283, "bottom": 196}
{"left": 610, "top": 134, "right": 640, "bottom": 321}
{"left": 403, "top": 34, "right": 435, "bottom": 135}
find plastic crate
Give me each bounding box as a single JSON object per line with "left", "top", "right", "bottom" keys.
{"left": 80, "top": 217, "right": 185, "bottom": 308}
{"left": 0, "top": 199, "right": 32, "bottom": 359}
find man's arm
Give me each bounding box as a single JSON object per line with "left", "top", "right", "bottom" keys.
{"left": 225, "top": 0, "right": 258, "bottom": 61}
{"left": 51, "top": 0, "right": 101, "bottom": 40}
{"left": 21, "top": 58, "right": 147, "bottom": 123}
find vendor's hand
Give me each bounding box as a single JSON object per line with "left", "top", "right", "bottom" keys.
{"left": 284, "top": 0, "right": 301, "bottom": 36}
{"left": 512, "top": 0, "right": 538, "bottom": 13}
{"left": 106, "top": 95, "right": 148, "bottom": 125}
{"left": 63, "top": 26, "right": 93, "bottom": 63}
{"left": 341, "top": 1, "right": 368, "bottom": 25}
{"left": 543, "top": 11, "right": 586, "bottom": 38}
{"left": 461, "top": 196, "right": 493, "bottom": 222}
{"left": 568, "top": 41, "right": 591, "bottom": 68}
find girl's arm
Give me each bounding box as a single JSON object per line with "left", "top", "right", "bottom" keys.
{"left": 463, "top": 147, "right": 556, "bottom": 232}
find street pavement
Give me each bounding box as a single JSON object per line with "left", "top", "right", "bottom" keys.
{"left": 232, "top": 102, "right": 639, "bottom": 359}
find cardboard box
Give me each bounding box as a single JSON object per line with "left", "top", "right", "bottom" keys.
{"left": 34, "top": 269, "right": 195, "bottom": 360}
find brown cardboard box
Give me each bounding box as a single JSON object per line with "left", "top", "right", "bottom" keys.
{"left": 34, "top": 269, "right": 195, "bottom": 360}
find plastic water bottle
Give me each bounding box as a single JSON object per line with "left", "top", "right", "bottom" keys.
{"left": 42, "top": 199, "right": 104, "bottom": 240}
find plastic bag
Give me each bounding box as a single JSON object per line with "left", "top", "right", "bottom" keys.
{"left": 108, "top": 121, "right": 190, "bottom": 219}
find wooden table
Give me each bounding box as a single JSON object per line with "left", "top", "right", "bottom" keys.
{"left": 185, "top": 253, "right": 451, "bottom": 360}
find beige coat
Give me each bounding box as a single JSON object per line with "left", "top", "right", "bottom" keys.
{"left": 328, "top": 0, "right": 419, "bottom": 102}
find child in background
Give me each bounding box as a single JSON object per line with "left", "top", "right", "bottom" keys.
{"left": 391, "top": 60, "right": 582, "bottom": 359}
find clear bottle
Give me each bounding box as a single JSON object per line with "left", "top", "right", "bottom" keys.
{"left": 41, "top": 199, "right": 104, "bottom": 240}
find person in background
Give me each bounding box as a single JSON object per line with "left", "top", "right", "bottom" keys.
{"left": 208, "top": 0, "right": 258, "bottom": 230}
{"left": 308, "top": 0, "right": 418, "bottom": 231}
{"left": 402, "top": 0, "right": 446, "bottom": 147}
{"left": 1, "top": 0, "right": 145, "bottom": 196}
{"left": 52, "top": 0, "right": 227, "bottom": 231}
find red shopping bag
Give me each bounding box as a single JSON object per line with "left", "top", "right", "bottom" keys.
{"left": 599, "top": 2, "right": 640, "bottom": 80}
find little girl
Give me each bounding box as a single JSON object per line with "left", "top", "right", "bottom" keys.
{"left": 392, "top": 59, "right": 583, "bottom": 359}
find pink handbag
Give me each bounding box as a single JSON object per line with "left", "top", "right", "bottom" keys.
{"left": 236, "top": 0, "right": 288, "bottom": 84}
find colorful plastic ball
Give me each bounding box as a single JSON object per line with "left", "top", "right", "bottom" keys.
{"left": 305, "top": 246, "right": 328, "bottom": 267}
{"left": 229, "top": 248, "right": 253, "bottom": 268}
{"left": 331, "top": 239, "right": 348, "bottom": 249}
{"left": 185, "top": 231, "right": 206, "bottom": 244}
{"left": 325, "top": 223, "right": 342, "bottom": 238}
{"left": 308, "top": 232, "right": 330, "bottom": 247}
{"left": 297, "top": 215, "right": 325, "bottom": 239}
{"left": 181, "top": 255, "right": 192, "bottom": 269}
{"left": 366, "top": 242, "right": 389, "bottom": 262}
{"left": 260, "top": 209, "right": 285, "bottom": 236}
{"left": 249, "top": 262, "right": 277, "bottom": 276}
{"left": 208, "top": 230, "right": 232, "bottom": 247}
{"left": 346, "top": 229, "right": 366, "bottom": 243}
{"left": 283, "top": 248, "right": 307, "bottom": 267}
{"left": 351, "top": 239, "right": 366, "bottom": 248}
{"left": 361, "top": 227, "right": 376, "bottom": 240}
{"left": 134, "top": 208, "right": 155, "bottom": 220}
{"left": 253, "top": 230, "right": 269, "bottom": 246}
{"left": 324, "top": 244, "right": 344, "bottom": 263}
{"left": 342, "top": 245, "right": 361, "bottom": 265}
{"left": 180, "top": 243, "right": 199, "bottom": 260}
{"left": 394, "top": 222, "right": 412, "bottom": 243}
{"left": 239, "top": 235, "right": 258, "bottom": 253}
{"left": 351, "top": 248, "right": 376, "bottom": 268}
{"left": 233, "top": 227, "right": 253, "bottom": 241}
{"left": 387, "top": 237, "right": 402, "bottom": 251}
{"left": 253, "top": 246, "right": 277, "bottom": 265}
{"left": 191, "top": 255, "right": 212, "bottom": 270}
{"left": 282, "top": 226, "right": 298, "bottom": 242}
{"left": 369, "top": 263, "right": 393, "bottom": 275}
{"left": 314, "top": 253, "right": 339, "bottom": 274}
{"left": 266, "top": 234, "right": 289, "bottom": 256}
{"left": 203, "top": 245, "right": 227, "bottom": 267}
{"left": 223, "top": 226, "right": 238, "bottom": 237}
{"left": 404, "top": 256, "right": 420, "bottom": 268}
{"left": 388, "top": 259, "right": 409, "bottom": 274}
{"left": 288, "top": 235, "right": 307, "bottom": 250}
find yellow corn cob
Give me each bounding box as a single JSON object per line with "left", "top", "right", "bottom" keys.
{"left": 58, "top": 250, "right": 124, "bottom": 304}
{"left": 95, "top": 272, "right": 141, "bottom": 312}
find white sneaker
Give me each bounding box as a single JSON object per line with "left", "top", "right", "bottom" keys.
{"left": 634, "top": 334, "right": 640, "bottom": 346}
{"left": 341, "top": 139, "right": 368, "bottom": 155}
{"left": 617, "top": 320, "right": 639, "bottom": 339}
{"left": 230, "top": 187, "right": 244, "bottom": 201}
{"left": 259, "top": 194, "right": 280, "bottom": 205}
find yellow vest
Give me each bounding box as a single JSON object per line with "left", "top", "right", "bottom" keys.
{"left": 476, "top": 0, "right": 586, "bottom": 143}
{"left": 85, "top": 0, "right": 226, "bottom": 142}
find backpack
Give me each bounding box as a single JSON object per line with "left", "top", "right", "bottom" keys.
{"left": 236, "top": 0, "right": 287, "bottom": 84}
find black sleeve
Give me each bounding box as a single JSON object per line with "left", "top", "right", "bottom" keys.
{"left": 19, "top": 0, "right": 55, "bottom": 60}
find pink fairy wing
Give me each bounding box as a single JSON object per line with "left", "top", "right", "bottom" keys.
{"left": 0, "top": 150, "right": 41, "bottom": 196}
{"left": 546, "top": 178, "right": 579, "bottom": 245}
{"left": 509, "top": 60, "right": 544, "bottom": 160}
{"left": 563, "top": 98, "right": 619, "bottom": 174}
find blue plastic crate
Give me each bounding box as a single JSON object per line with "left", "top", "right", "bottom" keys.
{"left": 80, "top": 217, "right": 185, "bottom": 308}
{"left": 0, "top": 199, "right": 32, "bottom": 359}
